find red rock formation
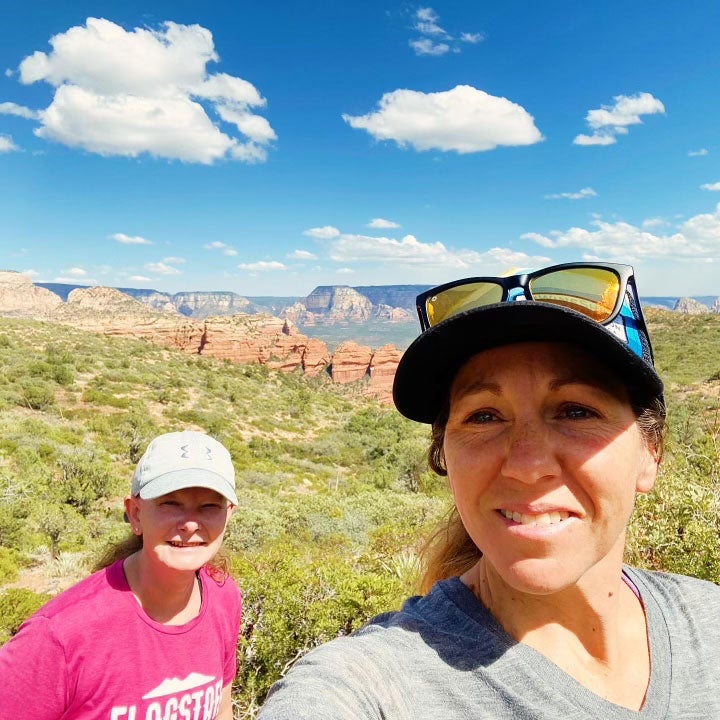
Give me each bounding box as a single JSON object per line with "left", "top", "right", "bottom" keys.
{"left": 367, "top": 344, "right": 403, "bottom": 403}
{"left": 330, "top": 341, "right": 373, "bottom": 384}
{"left": 302, "top": 338, "right": 331, "bottom": 376}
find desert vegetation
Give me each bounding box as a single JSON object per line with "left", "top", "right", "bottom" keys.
{"left": 1, "top": 307, "right": 720, "bottom": 717}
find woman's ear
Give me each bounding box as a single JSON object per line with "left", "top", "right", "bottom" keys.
{"left": 124, "top": 496, "right": 142, "bottom": 535}
{"left": 635, "top": 445, "right": 659, "bottom": 495}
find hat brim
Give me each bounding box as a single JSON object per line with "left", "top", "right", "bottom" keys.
{"left": 137, "top": 468, "right": 239, "bottom": 505}
{"left": 392, "top": 302, "right": 664, "bottom": 424}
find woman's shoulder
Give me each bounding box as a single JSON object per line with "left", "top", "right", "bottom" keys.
{"left": 625, "top": 566, "right": 720, "bottom": 610}
{"left": 288, "top": 577, "right": 484, "bottom": 666}
{"left": 627, "top": 566, "right": 720, "bottom": 591}
{"left": 10, "top": 560, "right": 125, "bottom": 647}
{"left": 33, "top": 560, "right": 123, "bottom": 619}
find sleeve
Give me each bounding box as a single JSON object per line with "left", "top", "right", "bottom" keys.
{"left": 0, "top": 614, "right": 69, "bottom": 719}
{"left": 257, "top": 640, "right": 393, "bottom": 720}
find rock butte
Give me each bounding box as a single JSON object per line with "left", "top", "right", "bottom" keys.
{"left": 0, "top": 271, "right": 400, "bottom": 404}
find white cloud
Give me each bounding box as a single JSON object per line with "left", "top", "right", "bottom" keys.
{"left": 327, "top": 231, "right": 548, "bottom": 272}
{"left": 414, "top": 8, "right": 448, "bottom": 36}
{"left": 700, "top": 182, "right": 720, "bottom": 191}
{"left": 162, "top": 256, "right": 185, "bottom": 265}
{"left": 337, "top": 267, "right": 355, "bottom": 275}
{"left": 0, "top": 101, "right": 39, "bottom": 119}
{"left": 343, "top": 85, "right": 543, "bottom": 153}
{"left": 521, "top": 203, "right": 720, "bottom": 261}
{"left": 63, "top": 267, "right": 87, "bottom": 277}
{"left": 111, "top": 232, "right": 152, "bottom": 245}
{"left": 288, "top": 249, "right": 317, "bottom": 260}
{"left": 367, "top": 218, "right": 401, "bottom": 229}
{"left": 586, "top": 93, "right": 664, "bottom": 128}
{"left": 0, "top": 134, "right": 18, "bottom": 152}
{"left": 573, "top": 92, "right": 664, "bottom": 146}
{"left": 408, "top": 8, "right": 482, "bottom": 56}
{"left": 409, "top": 39, "right": 450, "bottom": 56}
{"left": 642, "top": 217, "right": 670, "bottom": 229}
{"left": 204, "top": 241, "right": 238, "bottom": 256}
{"left": 573, "top": 133, "right": 617, "bottom": 146}
{"left": 237, "top": 260, "right": 286, "bottom": 271}
{"left": 544, "top": 187, "right": 597, "bottom": 200}
{"left": 55, "top": 275, "right": 97, "bottom": 284}
{"left": 21, "top": 268, "right": 39, "bottom": 277}
{"left": 303, "top": 225, "right": 340, "bottom": 239}
{"left": 145, "top": 261, "right": 181, "bottom": 275}
{"left": 12, "top": 18, "right": 276, "bottom": 164}
{"left": 689, "top": 148, "right": 708, "bottom": 157}
{"left": 128, "top": 275, "right": 152, "bottom": 282}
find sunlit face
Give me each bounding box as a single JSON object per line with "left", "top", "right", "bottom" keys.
{"left": 124, "top": 487, "right": 235, "bottom": 575}
{"left": 443, "top": 341, "right": 658, "bottom": 595}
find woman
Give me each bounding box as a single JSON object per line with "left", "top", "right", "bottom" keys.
{"left": 0, "top": 430, "right": 241, "bottom": 720}
{"left": 259, "top": 262, "right": 720, "bottom": 718}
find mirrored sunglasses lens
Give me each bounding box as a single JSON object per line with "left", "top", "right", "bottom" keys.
{"left": 529, "top": 268, "right": 620, "bottom": 322}
{"left": 426, "top": 282, "right": 504, "bottom": 326}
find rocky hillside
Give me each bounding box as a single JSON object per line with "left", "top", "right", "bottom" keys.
{"left": 0, "top": 271, "right": 400, "bottom": 403}
{"left": 38, "top": 282, "right": 284, "bottom": 318}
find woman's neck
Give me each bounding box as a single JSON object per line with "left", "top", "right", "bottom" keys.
{"left": 461, "top": 557, "right": 650, "bottom": 710}
{"left": 123, "top": 552, "right": 202, "bottom": 625}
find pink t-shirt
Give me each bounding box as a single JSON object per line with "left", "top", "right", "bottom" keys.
{"left": 0, "top": 559, "right": 242, "bottom": 720}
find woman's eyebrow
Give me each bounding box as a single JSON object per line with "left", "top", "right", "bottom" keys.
{"left": 549, "top": 375, "right": 621, "bottom": 396}
{"left": 452, "top": 379, "right": 502, "bottom": 398}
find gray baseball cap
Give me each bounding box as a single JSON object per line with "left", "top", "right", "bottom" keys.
{"left": 131, "top": 430, "right": 238, "bottom": 504}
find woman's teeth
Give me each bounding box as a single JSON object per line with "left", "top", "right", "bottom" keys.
{"left": 501, "top": 510, "right": 570, "bottom": 526}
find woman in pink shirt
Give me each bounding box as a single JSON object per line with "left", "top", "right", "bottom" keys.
{"left": 0, "top": 430, "right": 242, "bottom": 720}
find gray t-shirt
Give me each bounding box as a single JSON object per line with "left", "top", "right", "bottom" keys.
{"left": 258, "top": 567, "right": 720, "bottom": 719}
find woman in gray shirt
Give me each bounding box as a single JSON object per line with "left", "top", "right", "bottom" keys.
{"left": 259, "top": 262, "right": 720, "bottom": 719}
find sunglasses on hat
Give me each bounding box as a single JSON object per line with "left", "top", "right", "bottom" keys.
{"left": 415, "top": 262, "right": 654, "bottom": 363}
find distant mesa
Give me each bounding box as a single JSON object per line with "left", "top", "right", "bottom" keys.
{"left": 673, "top": 297, "right": 711, "bottom": 314}
{"left": 34, "top": 280, "right": 426, "bottom": 326}
{"left": 280, "top": 285, "right": 417, "bottom": 326}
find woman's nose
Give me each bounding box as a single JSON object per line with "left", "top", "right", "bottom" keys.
{"left": 178, "top": 514, "right": 201, "bottom": 532}
{"left": 500, "top": 420, "right": 560, "bottom": 484}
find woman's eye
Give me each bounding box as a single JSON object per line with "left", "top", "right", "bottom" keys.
{"left": 466, "top": 410, "right": 498, "bottom": 424}
{"left": 560, "top": 404, "right": 598, "bottom": 420}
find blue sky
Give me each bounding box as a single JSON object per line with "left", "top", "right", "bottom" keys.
{"left": 1, "top": 1, "right": 720, "bottom": 297}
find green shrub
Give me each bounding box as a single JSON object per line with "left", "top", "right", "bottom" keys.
{"left": 233, "top": 543, "right": 406, "bottom": 715}
{"left": 0, "top": 547, "right": 20, "bottom": 584}
{"left": 51, "top": 364, "right": 75, "bottom": 386}
{"left": 17, "top": 380, "right": 55, "bottom": 410}
{"left": 0, "top": 588, "right": 52, "bottom": 642}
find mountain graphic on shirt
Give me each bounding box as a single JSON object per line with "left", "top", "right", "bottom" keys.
{"left": 143, "top": 673, "right": 216, "bottom": 699}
